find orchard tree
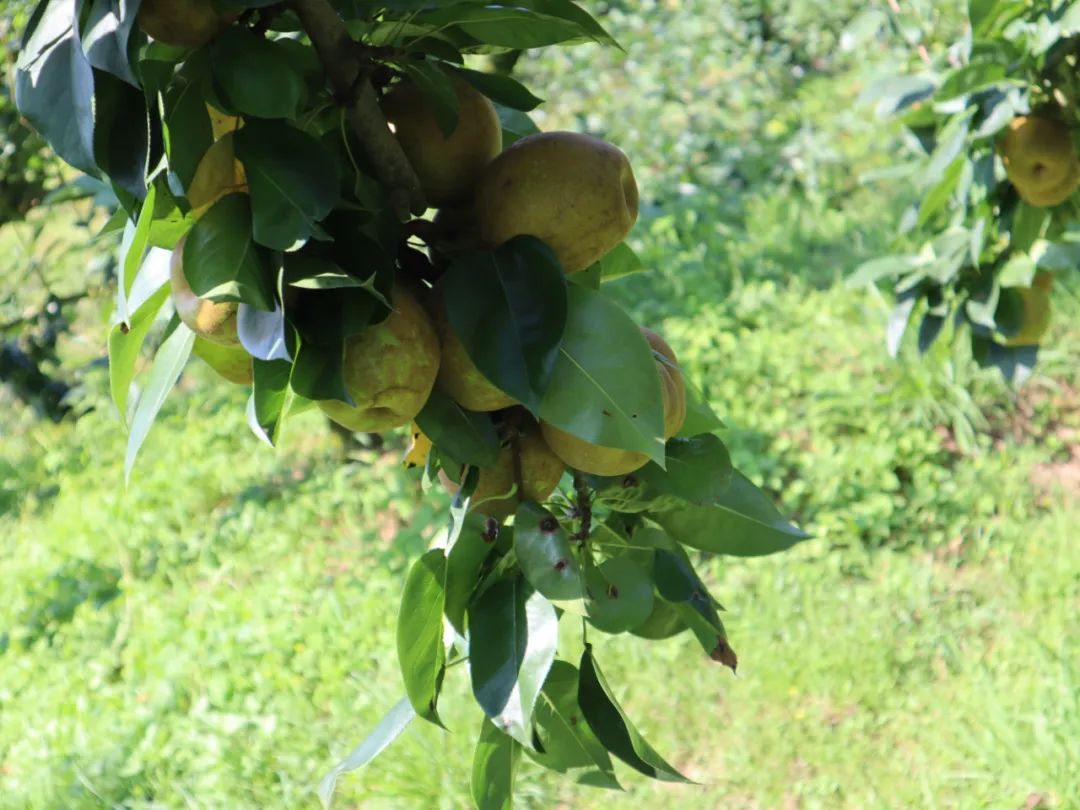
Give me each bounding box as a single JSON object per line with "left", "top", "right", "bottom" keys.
{"left": 14, "top": 0, "right": 809, "bottom": 804}
{"left": 857, "top": 0, "right": 1080, "bottom": 383}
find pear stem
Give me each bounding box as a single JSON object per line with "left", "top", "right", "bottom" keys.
{"left": 289, "top": 0, "right": 425, "bottom": 220}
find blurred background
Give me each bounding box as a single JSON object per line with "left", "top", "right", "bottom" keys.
{"left": 2, "top": 1, "right": 1078, "bottom": 807}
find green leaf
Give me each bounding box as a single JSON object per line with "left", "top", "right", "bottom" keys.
{"left": 516, "top": 0, "right": 619, "bottom": 46}
{"left": 847, "top": 255, "right": 923, "bottom": 287}
{"left": 539, "top": 285, "right": 665, "bottom": 463}
{"left": 440, "top": 236, "right": 567, "bottom": 414}
{"left": 676, "top": 381, "right": 724, "bottom": 437}
{"left": 415, "top": 6, "right": 597, "bottom": 48}
{"left": 396, "top": 549, "right": 448, "bottom": 725}
{"left": 585, "top": 555, "right": 653, "bottom": 634}
{"left": 160, "top": 56, "right": 214, "bottom": 190}
{"left": 234, "top": 120, "right": 341, "bottom": 251}
{"left": 290, "top": 340, "right": 348, "bottom": 403}
{"left": 495, "top": 103, "right": 540, "bottom": 148}
{"left": 124, "top": 320, "right": 196, "bottom": 483}
{"left": 402, "top": 60, "right": 459, "bottom": 136}
{"left": 116, "top": 182, "right": 159, "bottom": 323}
{"left": 108, "top": 284, "right": 171, "bottom": 425}
{"left": 15, "top": 0, "right": 97, "bottom": 175}
{"left": 635, "top": 434, "right": 733, "bottom": 506}
{"left": 468, "top": 577, "right": 558, "bottom": 746}
{"left": 514, "top": 502, "right": 583, "bottom": 601}
{"left": 452, "top": 66, "right": 543, "bottom": 112}
{"left": 416, "top": 385, "right": 501, "bottom": 468}
{"left": 651, "top": 471, "right": 810, "bottom": 557}
{"left": 1010, "top": 202, "right": 1050, "bottom": 254}
{"left": 248, "top": 359, "right": 293, "bottom": 446}
{"left": 238, "top": 300, "right": 291, "bottom": 362}
{"left": 528, "top": 660, "right": 621, "bottom": 789}
{"left": 91, "top": 68, "right": 150, "bottom": 200}
{"left": 445, "top": 513, "right": 498, "bottom": 634}
{"left": 318, "top": 697, "right": 415, "bottom": 810}
{"left": 471, "top": 716, "right": 521, "bottom": 810}
{"left": 82, "top": 0, "right": 141, "bottom": 85}
{"left": 577, "top": 645, "right": 690, "bottom": 782}
{"left": 183, "top": 194, "right": 275, "bottom": 310}
{"left": 211, "top": 28, "right": 306, "bottom": 119}
{"left": 594, "top": 241, "right": 646, "bottom": 282}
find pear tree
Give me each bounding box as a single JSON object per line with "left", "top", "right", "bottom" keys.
{"left": 13, "top": 1, "right": 810, "bottom": 805}
{"left": 854, "top": 0, "right": 1080, "bottom": 383}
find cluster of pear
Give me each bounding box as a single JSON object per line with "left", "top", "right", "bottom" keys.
{"left": 166, "top": 68, "right": 685, "bottom": 518}
{"left": 1000, "top": 114, "right": 1080, "bottom": 208}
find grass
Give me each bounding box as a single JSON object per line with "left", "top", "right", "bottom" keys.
{"left": 3, "top": 0, "right": 1079, "bottom": 808}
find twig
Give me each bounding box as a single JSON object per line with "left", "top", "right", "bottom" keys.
{"left": 289, "top": 0, "right": 425, "bottom": 219}
{"left": 571, "top": 472, "right": 592, "bottom": 541}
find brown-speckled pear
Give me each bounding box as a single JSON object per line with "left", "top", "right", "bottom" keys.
{"left": 137, "top": 0, "right": 238, "bottom": 48}
{"left": 170, "top": 234, "right": 240, "bottom": 345}
{"left": 192, "top": 338, "right": 253, "bottom": 385}
{"left": 318, "top": 286, "right": 441, "bottom": 433}
{"left": 433, "top": 302, "right": 517, "bottom": 412}
{"left": 541, "top": 327, "right": 686, "bottom": 476}
{"left": 382, "top": 78, "right": 502, "bottom": 207}
{"left": 474, "top": 131, "right": 639, "bottom": 273}
{"left": 439, "top": 420, "right": 565, "bottom": 519}
{"left": 1001, "top": 115, "right": 1080, "bottom": 207}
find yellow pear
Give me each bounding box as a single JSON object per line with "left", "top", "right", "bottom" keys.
{"left": 541, "top": 327, "right": 687, "bottom": 476}
{"left": 474, "top": 131, "right": 639, "bottom": 273}
{"left": 439, "top": 419, "right": 565, "bottom": 519}
{"left": 192, "top": 338, "right": 253, "bottom": 385}
{"left": 318, "top": 286, "right": 441, "bottom": 433}
{"left": 432, "top": 301, "right": 517, "bottom": 412}
{"left": 1003, "top": 271, "right": 1053, "bottom": 346}
{"left": 1001, "top": 115, "right": 1080, "bottom": 207}
{"left": 187, "top": 132, "right": 248, "bottom": 219}
{"left": 207, "top": 103, "right": 242, "bottom": 141}
{"left": 382, "top": 78, "right": 502, "bottom": 207}
{"left": 137, "top": 0, "right": 238, "bottom": 48}
{"left": 170, "top": 233, "right": 240, "bottom": 345}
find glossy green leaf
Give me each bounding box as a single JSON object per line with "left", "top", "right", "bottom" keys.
{"left": 118, "top": 183, "right": 159, "bottom": 317}
{"left": 290, "top": 340, "right": 349, "bottom": 406}
{"left": 92, "top": 69, "right": 149, "bottom": 200}
{"left": 635, "top": 434, "right": 733, "bottom": 506}
{"left": 234, "top": 121, "right": 340, "bottom": 251}
{"left": 416, "top": 385, "right": 501, "bottom": 468}
{"left": 452, "top": 66, "right": 543, "bottom": 111}
{"left": 471, "top": 716, "right": 520, "bottom": 810}
{"left": 211, "top": 28, "right": 306, "bottom": 119}
{"left": 108, "top": 283, "right": 170, "bottom": 425}
{"left": 676, "top": 381, "right": 724, "bottom": 437}
{"left": 124, "top": 319, "right": 196, "bottom": 483}
{"left": 539, "top": 285, "right": 665, "bottom": 463}
{"left": 651, "top": 471, "right": 810, "bottom": 556}
{"left": 584, "top": 555, "right": 653, "bottom": 634}
{"left": 415, "top": 6, "right": 596, "bottom": 48}
{"left": 495, "top": 104, "right": 540, "bottom": 148}
{"left": 445, "top": 513, "right": 498, "bottom": 634}
{"left": 160, "top": 56, "right": 214, "bottom": 190}
{"left": 577, "top": 645, "right": 690, "bottom": 782}
{"left": 15, "top": 0, "right": 96, "bottom": 175}
{"left": 528, "top": 660, "right": 620, "bottom": 789}
{"left": 183, "top": 194, "right": 274, "bottom": 310}
{"left": 595, "top": 242, "right": 646, "bottom": 281}
{"left": 396, "top": 549, "right": 448, "bottom": 725}
{"left": 82, "top": 0, "right": 141, "bottom": 85}
{"left": 514, "top": 502, "right": 583, "bottom": 601}
{"left": 468, "top": 577, "right": 558, "bottom": 746}
{"left": 248, "top": 359, "right": 293, "bottom": 446}
{"left": 440, "top": 237, "right": 567, "bottom": 415}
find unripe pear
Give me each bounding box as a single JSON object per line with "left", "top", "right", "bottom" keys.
{"left": 382, "top": 78, "right": 502, "bottom": 207}
{"left": 318, "top": 286, "right": 441, "bottom": 433}
{"left": 1001, "top": 115, "right": 1080, "bottom": 207}
{"left": 433, "top": 302, "right": 517, "bottom": 412}
{"left": 192, "top": 338, "right": 253, "bottom": 385}
{"left": 439, "top": 420, "right": 565, "bottom": 519}
{"left": 137, "top": 0, "right": 238, "bottom": 48}
{"left": 170, "top": 233, "right": 240, "bottom": 346}
{"left": 474, "top": 131, "right": 639, "bottom": 273}
{"left": 541, "top": 327, "right": 686, "bottom": 476}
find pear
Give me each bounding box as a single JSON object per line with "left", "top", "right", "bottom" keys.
{"left": 1003, "top": 271, "right": 1053, "bottom": 347}
{"left": 541, "top": 327, "right": 686, "bottom": 476}
{"left": 186, "top": 132, "right": 248, "bottom": 219}
{"left": 137, "top": 0, "right": 238, "bottom": 48}
{"left": 318, "top": 286, "right": 441, "bottom": 433}
{"left": 474, "top": 131, "right": 639, "bottom": 273}
{"left": 192, "top": 338, "right": 253, "bottom": 385}
{"left": 382, "top": 78, "right": 502, "bottom": 207}
{"left": 433, "top": 301, "right": 518, "bottom": 412}
{"left": 170, "top": 234, "right": 240, "bottom": 345}
{"left": 1001, "top": 115, "right": 1080, "bottom": 207}
{"left": 439, "top": 419, "right": 565, "bottom": 519}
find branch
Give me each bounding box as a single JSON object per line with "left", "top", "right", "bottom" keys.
{"left": 571, "top": 471, "right": 592, "bottom": 541}
{"left": 289, "top": 0, "right": 425, "bottom": 220}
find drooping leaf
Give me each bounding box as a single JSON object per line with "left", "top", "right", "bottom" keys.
{"left": 234, "top": 120, "right": 341, "bottom": 250}
{"left": 238, "top": 300, "right": 291, "bottom": 363}
{"left": 81, "top": 0, "right": 142, "bottom": 85}
{"left": 514, "top": 502, "right": 583, "bottom": 601}
{"left": 248, "top": 359, "right": 293, "bottom": 446}
{"left": 577, "top": 645, "right": 690, "bottom": 782}
{"left": 539, "top": 285, "right": 665, "bottom": 463}
{"left": 160, "top": 55, "right": 214, "bottom": 190}
{"left": 108, "top": 283, "right": 170, "bottom": 424}
{"left": 211, "top": 28, "right": 307, "bottom": 119}
{"left": 528, "top": 660, "right": 621, "bottom": 789}
{"left": 651, "top": 471, "right": 810, "bottom": 557}
{"left": 91, "top": 68, "right": 150, "bottom": 200}
{"left": 124, "top": 319, "right": 196, "bottom": 482}
{"left": 471, "top": 716, "right": 521, "bottom": 810}
{"left": 415, "top": 385, "right": 501, "bottom": 468}
{"left": 468, "top": 577, "right": 558, "bottom": 746}
{"left": 440, "top": 237, "right": 568, "bottom": 415}
{"left": 396, "top": 549, "right": 448, "bottom": 725}
{"left": 634, "top": 434, "right": 733, "bottom": 506}
{"left": 445, "top": 513, "right": 498, "bottom": 634}
{"left": 414, "top": 5, "right": 599, "bottom": 48}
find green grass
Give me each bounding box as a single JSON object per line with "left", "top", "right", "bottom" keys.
{"left": 3, "top": 0, "right": 1080, "bottom": 807}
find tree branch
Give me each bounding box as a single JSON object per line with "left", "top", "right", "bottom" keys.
{"left": 289, "top": 0, "right": 425, "bottom": 220}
